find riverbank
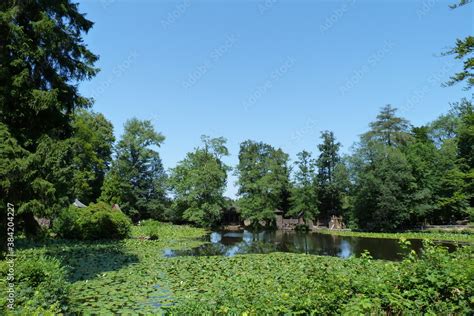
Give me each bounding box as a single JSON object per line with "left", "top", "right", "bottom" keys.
{"left": 313, "top": 228, "right": 474, "bottom": 243}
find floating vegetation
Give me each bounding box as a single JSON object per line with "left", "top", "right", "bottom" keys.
{"left": 3, "top": 223, "right": 473, "bottom": 314}
{"left": 314, "top": 229, "right": 474, "bottom": 243}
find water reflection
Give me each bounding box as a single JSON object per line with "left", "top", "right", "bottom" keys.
{"left": 165, "top": 230, "right": 458, "bottom": 261}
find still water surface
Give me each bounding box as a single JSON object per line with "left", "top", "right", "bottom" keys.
{"left": 165, "top": 230, "right": 459, "bottom": 261}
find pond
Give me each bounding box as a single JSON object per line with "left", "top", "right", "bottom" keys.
{"left": 164, "top": 230, "right": 459, "bottom": 261}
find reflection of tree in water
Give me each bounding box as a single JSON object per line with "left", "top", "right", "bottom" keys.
{"left": 235, "top": 241, "right": 278, "bottom": 255}
{"left": 348, "top": 237, "right": 421, "bottom": 261}
{"left": 166, "top": 230, "right": 452, "bottom": 261}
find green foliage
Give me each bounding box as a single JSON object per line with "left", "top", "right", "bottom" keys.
{"left": 0, "top": 0, "right": 99, "bottom": 237}
{"left": 2, "top": 223, "right": 472, "bottom": 314}
{"left": 349, "top": 104, "right": 472, "bottom": 229}
{"left": 8, "top": 224, "right": 207, "bottom": 314}
{"left": 444, "top": 35, "right": 474, "bottom": 90}
{"left": 352, "top": 143, "right": 417, "bottom": 231}
{"left": 100, "top": 119, "right": 168, "bottom": 221}
{"left": 236, "top": 140, "right": 290, "bottom": 225}
{"left": 444, "top": 2, "right": 473, "bottom": 89}
{"left": 457, "top": 101, "right": 474, "bottom": 170}
{"left": 54, "top": 202, "right": 132, "bottom": 240}
{"left": 135, "top": 219, "right": 188, "bottom": 240}
{"left": 0, "top": 1, "right": 98, "bottom": 149}
{"left": 131, "top": 220, "right": 207, "bottom": 241}
{"left": 316, "top": 131, "right": 347, "bottom": 220}
{"left": 168, "top": 136, "right": 230, "bottom": 227}
{"left": 161, "top": 244, "right": 474, "bottom": 315}
{"left": 288, "top": 150, "right": 318, "bottom": 220}
{"left": 0, "top": 255, "right": 69, "bottom": 314}
{"left": 314, "top": 228, "right": 474, "bottom": 243}
{"left": 362, "top": 104, "right": 412, "bottom": 147}
{"left": 69, "top": 110, "right": 115, "bottom": 204}
{"left": 140, "top": 220, "right": 161, "bottom": 240}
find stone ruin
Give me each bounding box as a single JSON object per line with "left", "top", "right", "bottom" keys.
{"left": 328, "top": 215, "right": 345, "bottom": 230}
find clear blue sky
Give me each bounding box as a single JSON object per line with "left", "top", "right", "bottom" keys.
{"left": 77, "top": 0, "right": 473, "bottom": 197}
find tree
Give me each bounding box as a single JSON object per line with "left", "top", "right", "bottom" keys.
{"left": 423, "top": 101, "right": 473, "bottom": 222}
{"left": 362, "top": 105, "right": 412, "bottom": 147}
{"left": 443, "top": 1, "right": 473, "bottom": 89}
{"left": 236, "top": 140, "right": 290, "bottom": 226}
{"left": 0, "top": 1, "right": 98, "bottom": 148}
{"left": 444, "top": 36, "right": 473, "bottom": 90}
{"left": 100, "top": 119, "right": 167, "bottom": 221}
{"left": 456, "top": 100, "right": 474, "bottom": 170}
{"left": 168, "top": 136, "right": 230, "bottom": 227}
{"left": 351, "top": 143, "right": 416, "bottom": 231}
{"left": 428, "top": 113, "right": 460, "bottom": 147}
{"left": 69, "top": 110, "right": 114, "bottom": 204}
{"left": 432, "top": 139, "right": 470, "bottom": 223}
{"left": 316, "top": 131, "right": 343, "bottom": 220}
{"left": 0, "top": 1, "right": 98, "bottom": 236}
{"left": 289, "top": 151, "right": 318, "bottom": 221}
{"left": 404, "top": 128, "right": 439, "bottom": 224}
{"left": 332, "top": 159, "right": 353, "bottom": 221}
{"left": 350, "top": 108, "right": 424, "bottom": 230}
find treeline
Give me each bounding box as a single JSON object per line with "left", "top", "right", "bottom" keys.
{"left": 0, "top": 1, "right": 473, "bottom": 240}
{"left": 4, "top": 102, "right": 473, "bottom": 233}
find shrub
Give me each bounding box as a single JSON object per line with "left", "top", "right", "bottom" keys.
{"left": 141, "top": 219, "right": 161, "bottom": 240}
{"left": 0, "top": 255, "right": 69, "bottom": 314}
{"left": 54, "top": 202, "right": 131, "bottom": 240}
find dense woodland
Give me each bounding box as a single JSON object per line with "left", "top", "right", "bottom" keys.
{"left": 0, "top": 0, "right": 473, "bottom": 245}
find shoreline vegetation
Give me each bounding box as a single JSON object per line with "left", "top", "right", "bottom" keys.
{"left": 313, "top": 227, "right": 474, "bottom": 243}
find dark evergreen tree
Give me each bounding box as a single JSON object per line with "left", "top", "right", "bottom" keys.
{"left": 316, "top": 131, "right": 342, "bottom": 220}
{"left": 362, "top": 105, "right": 412, "bottom": 147}
{"left": 289, "top": 151, "right": 318, "bottom": 221}
{"left": 0, "top": 0, "right": 98, "bottom": 236}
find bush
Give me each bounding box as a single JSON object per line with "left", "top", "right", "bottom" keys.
{"left": 54, "top": 202, "right": 132, "bottom": 240}
{"left": 0, "top": 255, "right": 69, "bottom": 314}
{"left": 140, "top": 219, "right": 161, "bottom": 240}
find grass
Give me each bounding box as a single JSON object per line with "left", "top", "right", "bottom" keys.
{"left": 314, "top": 228, "right": 474, "bottom": 243}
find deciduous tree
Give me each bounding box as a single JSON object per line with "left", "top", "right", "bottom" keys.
{"left": 168, "top": 136, "right": 230, "bottom": 227}
{"left": 100, "top": 119, "right": 167, "bottom": 221}
{"left": 236, "top": 140, "right": 290, "bottom": 226}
